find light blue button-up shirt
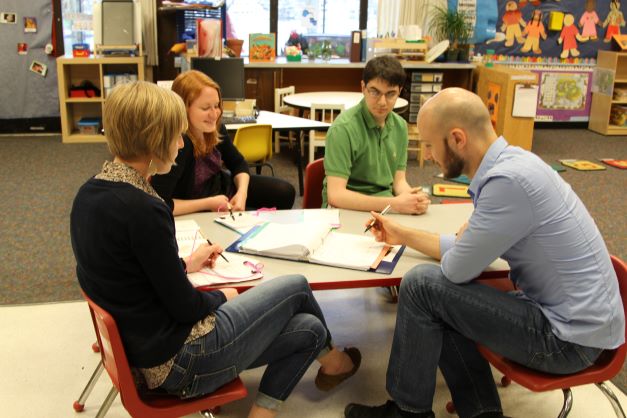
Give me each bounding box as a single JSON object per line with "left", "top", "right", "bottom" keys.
{"left": 439, "top": 137, "right": 624, "bottom": 349}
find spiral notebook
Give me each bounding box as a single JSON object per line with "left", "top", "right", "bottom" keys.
{"left": 226, "top": 221, "right": 404, "bottom": 274}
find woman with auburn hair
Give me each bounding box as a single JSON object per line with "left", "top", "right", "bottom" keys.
{"left": 71, "top": 81, "right": 360, "bottom": 418}
{"left": 151, "top": 70, "right": 295, "bottom": 215}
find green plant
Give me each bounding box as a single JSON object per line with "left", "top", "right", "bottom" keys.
{"left": 429, "top": 6, "right": 472, "bottom": 50}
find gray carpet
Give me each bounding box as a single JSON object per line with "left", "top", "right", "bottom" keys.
{"left": 0, "top": 128, "right": 625, "bottom": 388}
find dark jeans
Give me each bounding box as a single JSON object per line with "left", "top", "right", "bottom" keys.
{"left": 160, "top": 275, "right": 331, "bottom": 410}
{"left": 387, "top": 264, "right": 603, "bottom": 418}
{"left": 247, "top": 175, "right": 295, "bottom": 210}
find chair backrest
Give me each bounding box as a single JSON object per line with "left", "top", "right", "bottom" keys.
{"left": 233, "top": 124, "right": 273, "bottom": 163}
{"left": 303, "top": 158, "right": 325, "bottom": 209}
{"left": 310, "top": 103, "right": 344, "bottom": 124}
{"left": 82, "top": 291, "right": 147, "bottom": 410}
{"left": 274, "top": 86, "right": 295, "bottom": 114}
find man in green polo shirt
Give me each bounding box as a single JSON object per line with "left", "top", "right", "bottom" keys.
{"left": 322, "top": 55, "right": 430, "bottom": 214}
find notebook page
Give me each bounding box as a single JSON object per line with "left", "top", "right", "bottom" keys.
{"left": 240, "top": 222, "right": 331, "bottom": 260}
{"left": 175, "top": 219, "right": 203, "bottom": 257}
{"left": 214, "top": 212, "right": 265, "bottom": 234}
{"left": 309, "top": 231, "right": 396, "bottom": 271}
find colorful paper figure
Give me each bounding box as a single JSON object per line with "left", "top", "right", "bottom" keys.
{"left": 579, "top": 0, "right": 600, "bottom": 41}
{"left": 501, "top": 1, "right": 526, "bottom": 47}
{"left": 522, "top": 9, "right": 547, "bottom": 53}
{"left": 603, "top": 0, "right": 626, "bottom": 43}
{"left": 558, "top": 14, "right": 585, "bottom": 59}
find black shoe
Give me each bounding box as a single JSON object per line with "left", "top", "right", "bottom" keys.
{"left": 344, "top": 400, "right": 434, "bottom": 418}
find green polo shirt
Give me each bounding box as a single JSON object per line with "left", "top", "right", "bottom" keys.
{"left": 322, "top": 99, "right": 408, "bottom": 207}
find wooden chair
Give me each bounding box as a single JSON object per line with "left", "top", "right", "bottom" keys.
{"left": 407, "top": 124, "right": 426, "bottom": 168}
{"left": 309, "top": 103, "right": 344, "bottom": 163}
{"left": 274, "top": 86, "right": 297, "bottom": 153}
{"left": 447, "top": 255, "right": 627, "bottom": 418}
{"left": 233, "top": 124, "right": 274, "bottom": 176}
{"left": 78, "top": 291, "right": 248, "bottom": 418}
{"left": 303, "top": 158, "right": 325, "bottom": 209}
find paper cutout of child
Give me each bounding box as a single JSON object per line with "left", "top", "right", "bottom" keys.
{"left": 501, "top": 1, "right": 526, "bottom": 47}
{"left": 579, "top": 0, "right": 600, "bottom": 41}
{"left": 521, "top": 9, "right": 547, "bottom": 53}
{"left": 603, "top": 0, "right": 626, "bottom": 42}
{"left": 558, "top": 14, "right": 585, "bottom": 59}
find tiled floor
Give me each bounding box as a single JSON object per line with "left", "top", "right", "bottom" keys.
{"left": 1, "top": 288, "right": 624, "bottom": 418}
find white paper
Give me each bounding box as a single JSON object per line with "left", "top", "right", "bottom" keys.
{"left": 512, "top": 84, "right": 539, "bottom": 118}
{"left": 310, "top": 231, "right": 394, "bottom": 271}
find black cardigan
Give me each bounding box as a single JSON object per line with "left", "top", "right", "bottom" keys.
{"left": 70, "top": 178, "right": 226, "bottom": 368}
{"left": 151, "top": 125, "right": 249, "bottom": 210}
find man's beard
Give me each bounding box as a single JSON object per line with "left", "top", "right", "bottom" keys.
{"left": 442, "top": 139, "right": 465, "bottom": 179}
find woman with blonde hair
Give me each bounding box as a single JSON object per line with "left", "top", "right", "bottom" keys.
{"left": 71, "top": 81, "right": 359, "bottom": 418}
{"left": 151, "top": 70, "right": 295, "bottom": 215}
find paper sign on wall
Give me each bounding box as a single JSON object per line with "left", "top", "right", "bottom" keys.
{"left": 512, "top": 84, "right": 539, "bottom": 118}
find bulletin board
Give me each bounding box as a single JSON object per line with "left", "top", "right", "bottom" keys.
{"left": 474, "top": 0, "right": 623, "bottom": 62}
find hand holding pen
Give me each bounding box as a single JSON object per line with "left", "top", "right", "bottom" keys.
{"left": 364, "top": 204, "right": 392, "bottom": 233}
{"left": 207, "top": 239, "right": 229, "bottom": 263}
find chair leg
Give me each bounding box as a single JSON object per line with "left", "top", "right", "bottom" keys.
{"left": 199, "top": 407, "right": 218, "bottom": 417}
{"left": 73, "top": 360, "right": 105, "bottom": 412}
{"left": 388, "top": 286, "right": 399, "bottom": 303}
{"left": 558, "top": 388, "right": 574, "bottom": 418}
{"left": 95, "top": 386, "right": 119, "bottom": 418}
{"left": 596, "top": 382, "right": 627, "bottom": 418}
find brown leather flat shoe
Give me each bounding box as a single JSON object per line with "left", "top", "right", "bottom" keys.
{"left": 315, "top": 347, "right": 361, "bottom": 391}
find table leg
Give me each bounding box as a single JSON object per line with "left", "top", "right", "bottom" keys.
{"left": 295, "top": 129, "right": 304, "bottom": 196}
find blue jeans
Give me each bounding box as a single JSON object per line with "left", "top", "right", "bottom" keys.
{"left": 160, "top": 275, "right": 331, "bottom": 410}
{"left": 387, "top": 264, "right": 603, "bottom": 418}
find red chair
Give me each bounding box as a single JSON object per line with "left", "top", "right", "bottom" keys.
{"left": 78, "top": 291, "right": 248, "bottom": 418}
{"left": 303, "top": 158, "right": 325, "bottom": 209}
{"left": 447, "top": 255, "right": 627, "bottom": 417}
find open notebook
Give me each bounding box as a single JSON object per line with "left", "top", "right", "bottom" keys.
{"left": 175, "top": 219, "right": 263, "bottom": 287}
{"left": 215, "top": 209, "right": 341, "bottom": 235}
{"left": 227, "top": 221, "right": 404, "bottom": 273}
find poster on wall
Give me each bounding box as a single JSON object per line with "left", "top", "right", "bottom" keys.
{"left": 474, "top": 0, "right": 624, "bottom": 63}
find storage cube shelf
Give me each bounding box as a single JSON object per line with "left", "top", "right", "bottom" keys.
{"left": 406, "top": 71, "right": 443, "bottom": 124}
{"left": 56, "top": 56, "right": 144, "bottom": 143}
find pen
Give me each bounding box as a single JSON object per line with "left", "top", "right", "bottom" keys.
{"left": 227, "top": 203, "right": 235, "bottom": 221}
{"left": 364, "top": 204, "right": 392, "bottom": 233}
{"left": 207, "top": 239, "right": 230, "bottom": 263}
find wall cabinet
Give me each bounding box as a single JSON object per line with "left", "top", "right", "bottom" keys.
{"left": 56, "top": 56, "right": 144, "bottom": 143}
{"left": 589, "top": 50, "right": 627, "bottom": 135}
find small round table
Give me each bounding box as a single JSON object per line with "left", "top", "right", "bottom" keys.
{"left": 283, "top": 91, "right": 408, "bottom": 111}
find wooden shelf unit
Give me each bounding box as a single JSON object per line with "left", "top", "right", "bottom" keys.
{"left": 56, "top": 56, "right": 145, "bottom": 143}
{"left": 589, "top": 50, "right": 627, "bottom": 135}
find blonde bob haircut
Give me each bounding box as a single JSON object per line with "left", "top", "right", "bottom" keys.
{"left": 171, "top": 70, "right": 223, "bottom": 158}
{"left": 103, "top": 81, "right": 187, "bottom": 162}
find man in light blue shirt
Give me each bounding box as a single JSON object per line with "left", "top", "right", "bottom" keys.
{"left": 345, "top": 88, "right": 624, "bottom": 418}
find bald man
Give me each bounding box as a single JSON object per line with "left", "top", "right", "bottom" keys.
{"left": 344, "top": 88, "right": 624, "bottom": 418}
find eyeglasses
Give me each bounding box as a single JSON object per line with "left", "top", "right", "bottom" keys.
{"left": 365, "top": 87, "right": 400, "bottom": 101}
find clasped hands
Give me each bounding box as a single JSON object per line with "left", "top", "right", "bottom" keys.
{"left": 392, "top": 187, "right": 430, "bottom": 215}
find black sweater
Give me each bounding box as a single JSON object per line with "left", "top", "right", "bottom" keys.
{"left": 70, "top": 178, "right": 226, "bottom": 368}
{"left": 151, "top": 125, "right": 249, "bottom": 210}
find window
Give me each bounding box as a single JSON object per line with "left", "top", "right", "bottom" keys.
{"left": 277, "top": 0, "right": 361, "bottom": 58}
{"left": 61, "top": 0, "right": 95, "bottom": 53}
{"left": 225, "top": 0, "right": 270, "bottom": 57}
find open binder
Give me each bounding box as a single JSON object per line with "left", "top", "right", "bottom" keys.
{"left": 226, "top": 222, "right": 405, "bottom": 274}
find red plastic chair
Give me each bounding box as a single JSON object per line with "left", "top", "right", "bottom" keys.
{"left": 303, "top": 158, "right": 325, "bottom": 209}
{"left": 78, "top": 291, "right": 248, "bottom": 418}
{"left": 447, "top": 255, "right": 627, "bottom": 417}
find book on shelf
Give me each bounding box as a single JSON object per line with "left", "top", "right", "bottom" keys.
{"left": 249, "top": 33, "right": 276, "bottom": 62}
{"left": 175, "top": 219, "right": 263, "bottom": 287}
{"left": 559, "top": 159, "right": 606, "bottom": 171}
{"left": 226, "top": 221, "right": 404, "bottom": 273}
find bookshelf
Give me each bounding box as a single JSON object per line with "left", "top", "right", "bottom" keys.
{"left": 56, "top": 56, "right": 144, "bottom": 143}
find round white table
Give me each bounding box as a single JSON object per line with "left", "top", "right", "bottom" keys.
{"left": 283, "top": 91, "right": 408, "bottom": 111}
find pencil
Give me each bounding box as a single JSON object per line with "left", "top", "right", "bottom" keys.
{"left": 364, "top": 204, "right": 392, "bottom": 233}
{"left": 207, "top": 239, "right": 229, "bottom": 262}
